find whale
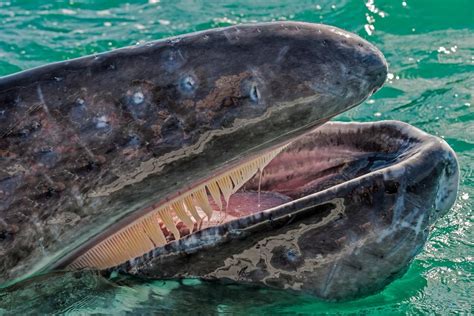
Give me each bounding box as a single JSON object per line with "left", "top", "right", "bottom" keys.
{"left": 0, "top": 21, "right": 458, "bottom": 300}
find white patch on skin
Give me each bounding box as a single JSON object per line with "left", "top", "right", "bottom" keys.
{"left": 36, "top": 85, "right": 51, "bottom": 116}
{"left": 382, "top": 165, "right": 406, "bottom": 181}
{"left": 322, "top": 261, "right": 340, "bottom": 297}
{"left": 71, "top": 186, "right": 84, "bottom": 207}
{"left": 133, "top": 91, "right": 145, "bottom": 104}
{"left": 5, "top": 163, "right": 27, "bottom": 175}
{"left": 435, "top": 168, "right": 449, "bottom": 209}
{"left": 330, "top": 28, "right": 352, "bottom": 39}
{"left": 434, "top": 150, "right": 459, "bottom": 215}
{"left": 180, "top": 75, "right": 196, "bottom": 93}
{"left": 412, "top": 212, "right": 425, "bottom": 235}
{"left": 376, "top": 194, "right": 406, "bottom": 242}
{"left": 276, "top": 46, "right": 289, "bottom": 63}
{"left": 95, "top": 115, "right": 109, "bottom": 129}
{"left": 223, "top": 30, "right": 240, "bottom": 44}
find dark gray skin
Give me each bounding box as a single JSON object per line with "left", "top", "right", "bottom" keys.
{"left": 0, "top": 22, "right": 387, "bottom": 286}
{"left": 122, "top": 121, "right": 459, "bottom": 300}
{"left": 0, "top": 121, "right": 458, "bottom": 307}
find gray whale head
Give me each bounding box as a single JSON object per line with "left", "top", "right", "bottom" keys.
{"left": 0, "top": 21, "right": 452, "bottom": 302}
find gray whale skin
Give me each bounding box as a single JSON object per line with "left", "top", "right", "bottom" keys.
{"left": 0, "top": 21, "right": 458, "bottom": 301}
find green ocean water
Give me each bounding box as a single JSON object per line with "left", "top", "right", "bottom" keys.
{"left": 0, "top": 0, "right": 472, "bottom": 314}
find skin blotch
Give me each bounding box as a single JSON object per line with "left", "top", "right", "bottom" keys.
{"left": 196, "top": 71, "right": 251, "bottom": 111}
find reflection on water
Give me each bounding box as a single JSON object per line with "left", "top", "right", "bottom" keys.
{"left": 0, "top": 269, "right": 427, "bottom": 314}
{"left": 0, "top": 0, "right": 472, "bottom": 314}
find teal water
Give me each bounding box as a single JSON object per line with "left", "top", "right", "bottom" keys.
{"left": 0, "top": 0, "right": 472, "bottom": 314}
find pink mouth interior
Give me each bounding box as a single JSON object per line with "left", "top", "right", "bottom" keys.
{"left": 159, "top": 191, "right": 292, "bottom": 241}
{"left": 158, "top": 141, "right": 380, "bottom": 241}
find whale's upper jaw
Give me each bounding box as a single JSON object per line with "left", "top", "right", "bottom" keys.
{"left": 0, "top": 21, "right": 387, "bottom": 285}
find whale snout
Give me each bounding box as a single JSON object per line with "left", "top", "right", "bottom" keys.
{"left": 341, "top": 34, "right": 388, "bottom": 102}
{"left": 283, "top": 24, "right": 389, "bottom": 114}
{"left": 360, "top": 48, "right": 388, "bottom": 95}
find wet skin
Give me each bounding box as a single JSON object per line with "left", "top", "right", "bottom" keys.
{"left": 123, "top": 121, "right": 458, "bottom": 300}
{"left": 0, "top": 21, "right": 453, "bottom": 301}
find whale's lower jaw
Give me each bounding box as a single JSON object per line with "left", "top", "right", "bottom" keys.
{"left": 106, "top": 120, "right": 458, "bottom": 301}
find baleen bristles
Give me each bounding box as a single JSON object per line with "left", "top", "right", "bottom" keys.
{"left": 69, "top": 145, "right": 286, "bottom": 270}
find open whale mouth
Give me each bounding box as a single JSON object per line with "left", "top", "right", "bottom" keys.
{"left": 58, "top": 120, "right": 458, "bottom": 273}
{"left": 64, "top": 142, "right": 291, "bottom": 270}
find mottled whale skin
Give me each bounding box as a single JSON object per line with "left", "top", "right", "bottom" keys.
{"left": 0, "top": 22, "right": 386, "bottom": 286}
{"left": 124, "top": 121, "right": 459, "bottom": 300}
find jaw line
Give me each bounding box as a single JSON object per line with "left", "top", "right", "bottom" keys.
{"left": 88, "top": 93, "right": 326, "bottom": 198}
